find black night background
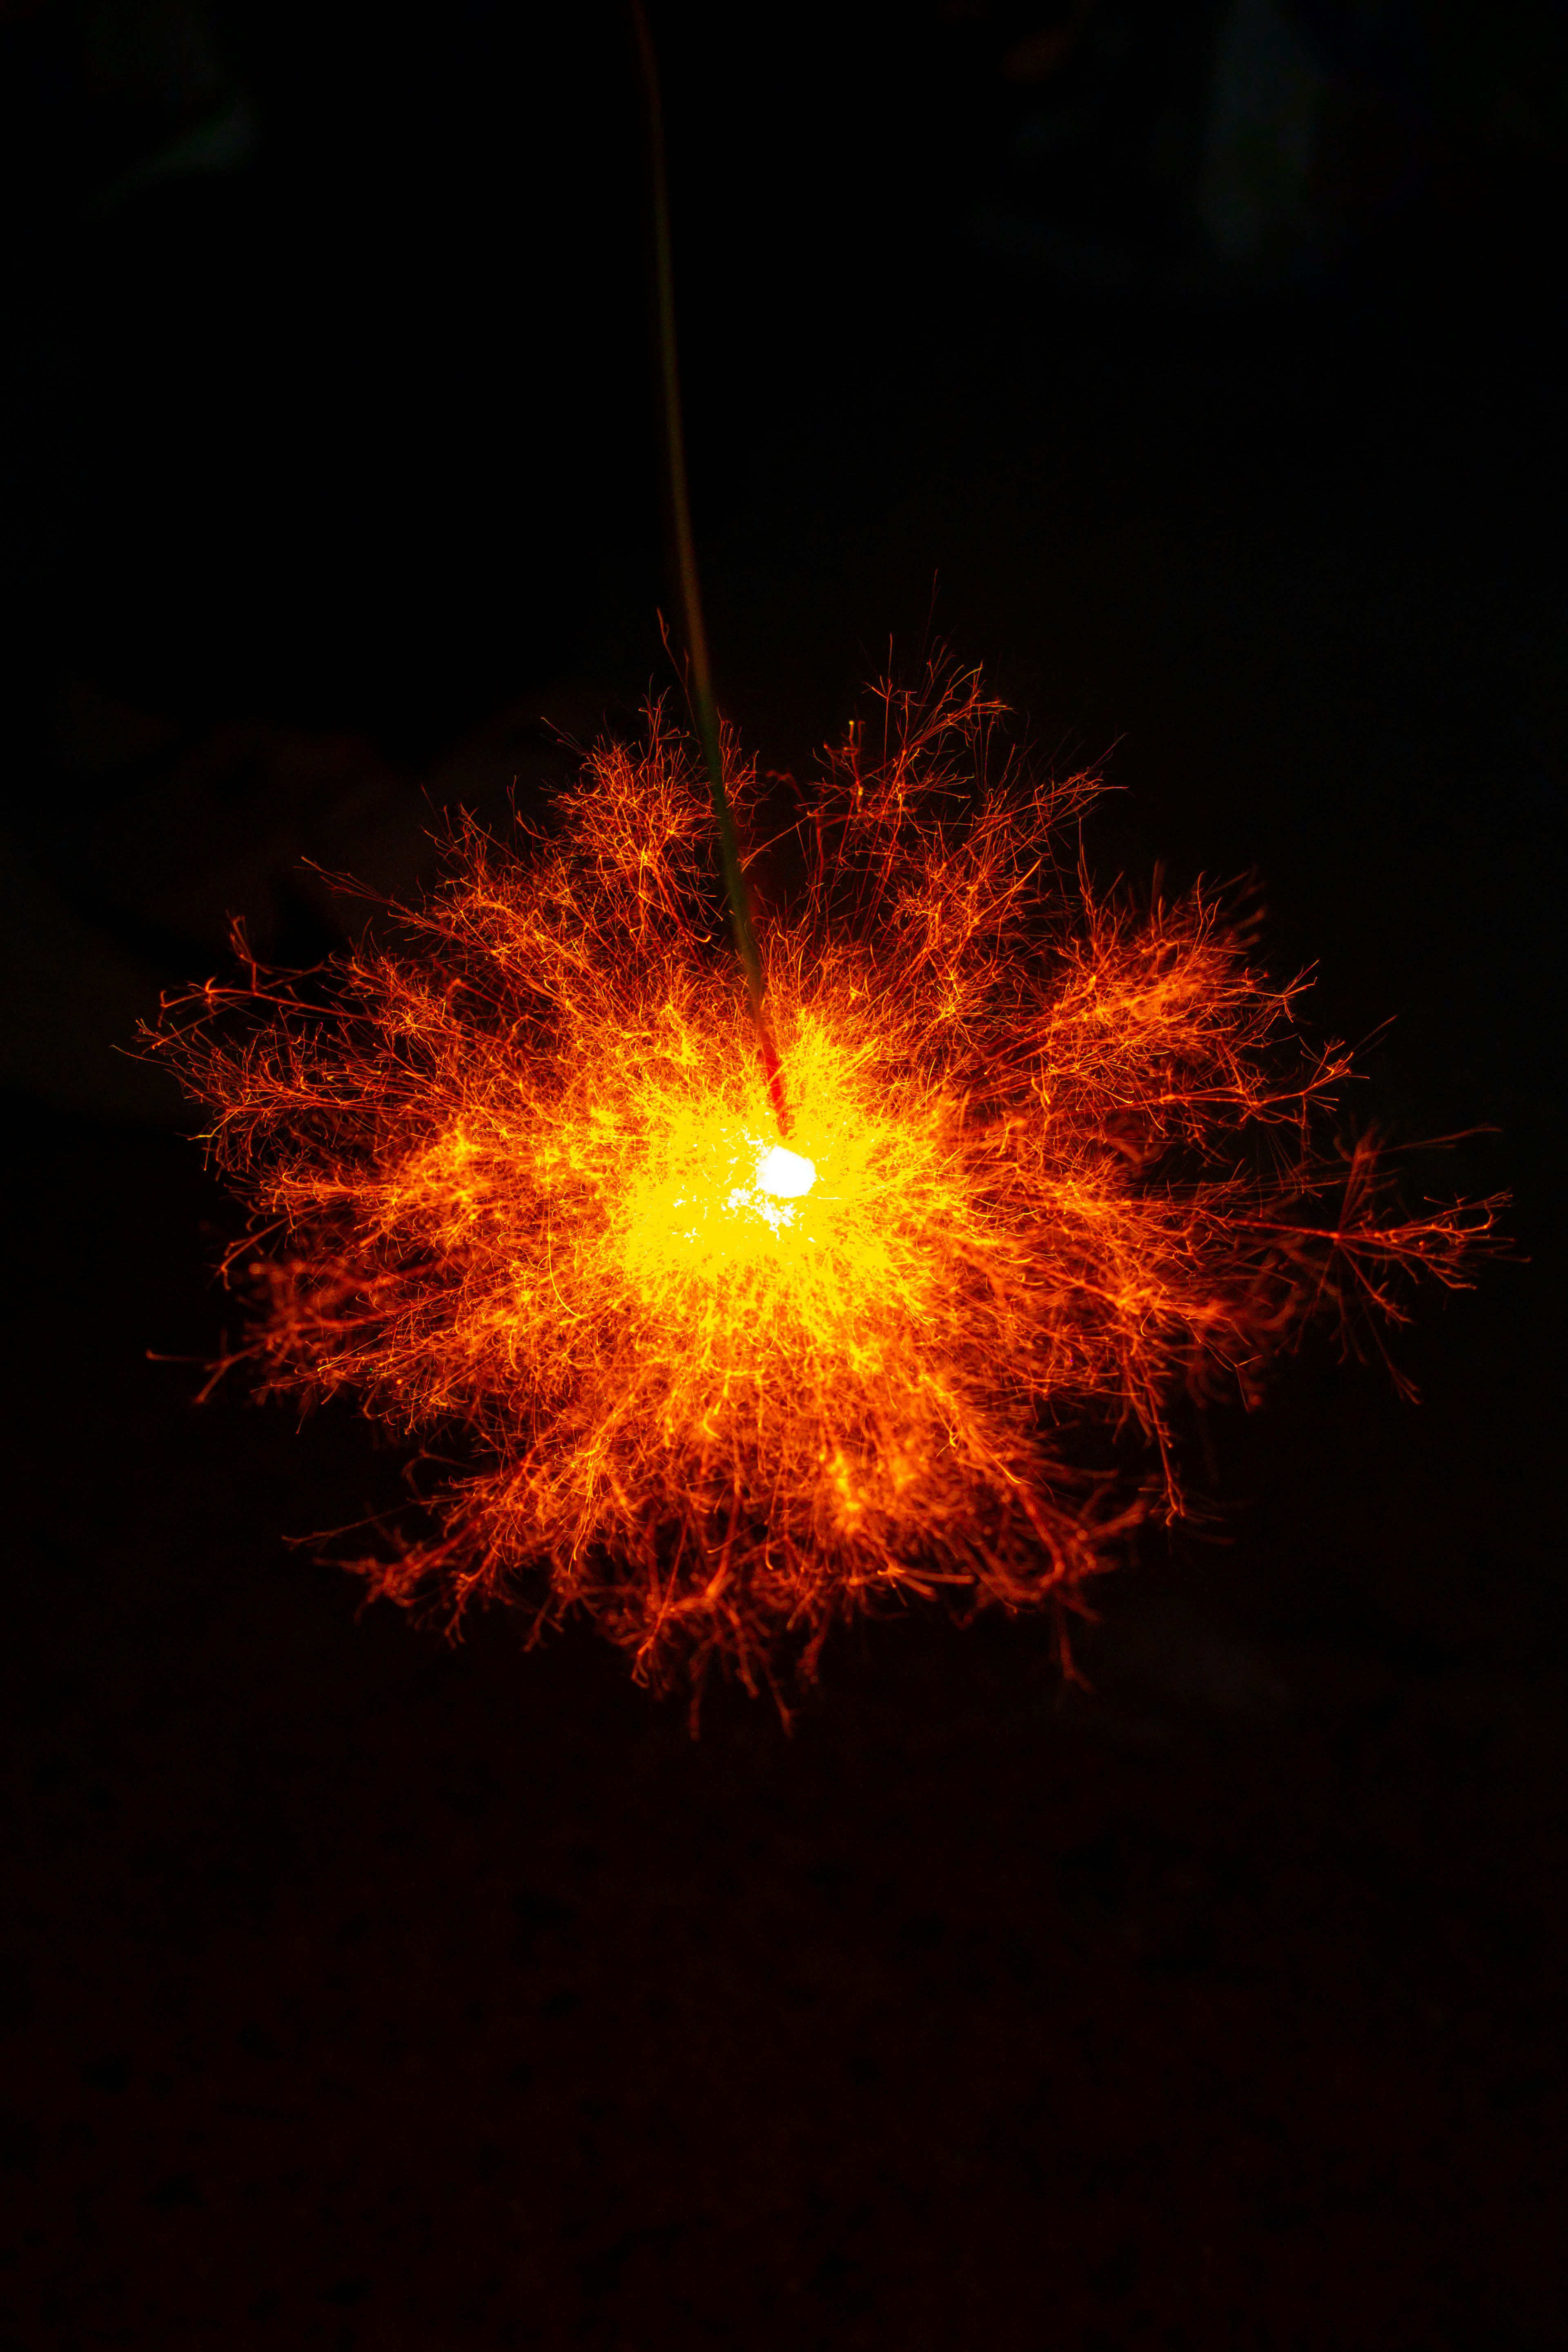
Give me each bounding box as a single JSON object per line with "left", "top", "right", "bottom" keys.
{"left": 2, "top": 5, "right": 1564, "bottom": 2346}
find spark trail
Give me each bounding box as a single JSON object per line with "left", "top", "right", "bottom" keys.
{"left": 154, "top": 668, "right": 1495, "bottom": 1700}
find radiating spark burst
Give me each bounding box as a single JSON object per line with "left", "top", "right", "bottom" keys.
{"left": 154, "top": 667, "right": 1495, "bottom": 1701}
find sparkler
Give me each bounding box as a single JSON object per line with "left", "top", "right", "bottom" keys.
{"left": 147, "top": 13, "right": 1494, "bottom": 1709}
{"left": 152, "top": 668, "right": 1494, "bottom": 1702}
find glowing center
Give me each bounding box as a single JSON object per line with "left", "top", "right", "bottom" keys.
{"left": 715, "top": 1137, "right": 820, "bottom": 1239}
{"left": 627, "top": 1121, "right": 828, "bottom": 1279}
{"left": 755, "top": 1145, "right": 817, "bottom": 1199}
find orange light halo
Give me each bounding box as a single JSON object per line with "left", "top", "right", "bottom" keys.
{"left": 157, "top": 667, "right": 1492, "bottom": 1697}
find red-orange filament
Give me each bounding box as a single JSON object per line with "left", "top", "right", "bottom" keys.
{"left": 153, "top": 668, "right": 1495, "bottom": 1699}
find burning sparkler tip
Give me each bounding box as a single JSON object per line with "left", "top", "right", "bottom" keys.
{"left": 756, "top": 1146, "right": 817, "bottom": 1199}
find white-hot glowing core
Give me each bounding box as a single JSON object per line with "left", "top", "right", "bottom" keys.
{"left": 641, "top": 1128, "right": 824, "bottom": 1264}
{"left": 756, "top": 1145, "right": 818, "bottom": 1199}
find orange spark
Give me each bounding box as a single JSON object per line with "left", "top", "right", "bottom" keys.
{"left": 152, "top": 667, "right": 1496, "bottom": 1700}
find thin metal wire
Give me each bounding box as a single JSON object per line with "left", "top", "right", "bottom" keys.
{"left": 628, "top": 0, "right": 789, "bottom": 1135}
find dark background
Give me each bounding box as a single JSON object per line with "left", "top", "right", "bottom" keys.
{"left": 3, "top": 4, "right": 1565, "bottom": 2345}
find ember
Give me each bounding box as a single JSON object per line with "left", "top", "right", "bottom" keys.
{"left": 153, "top": 667, "right": 1493, "bottom": 1701}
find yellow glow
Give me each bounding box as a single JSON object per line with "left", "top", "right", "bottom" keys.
{"left": 614, "top": 1026, "right": 940, "bottom": 1321}
{"left": 623, "top": 1128, "right": 822, "bottom": 1269}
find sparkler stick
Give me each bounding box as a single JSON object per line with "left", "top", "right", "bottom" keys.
{"left": 628, "top": 0, "right": 790, "bottom": 1135}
